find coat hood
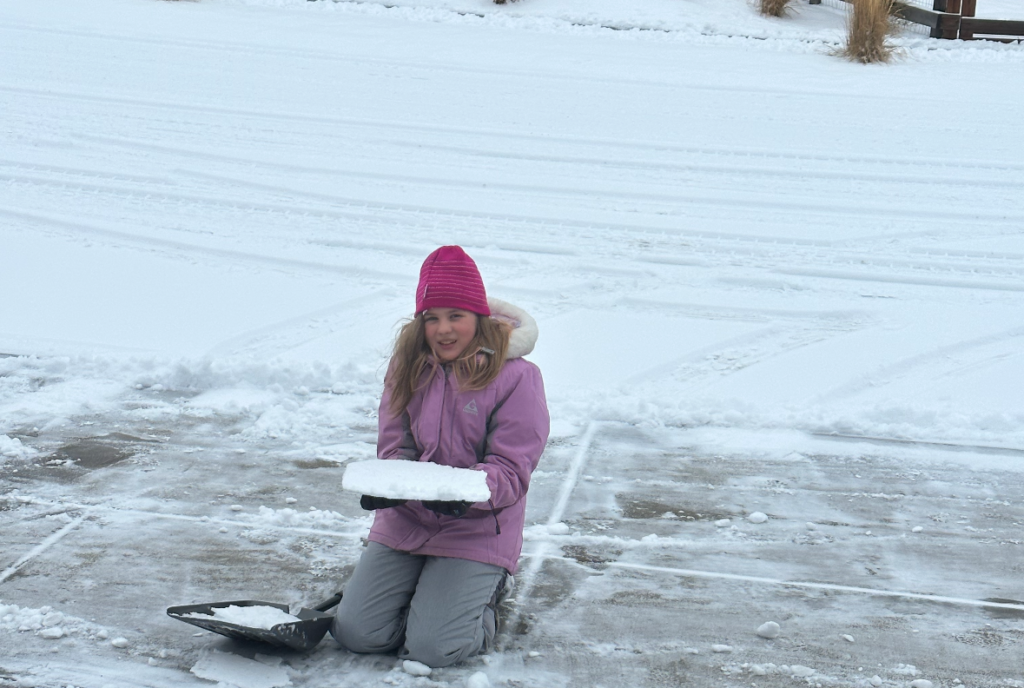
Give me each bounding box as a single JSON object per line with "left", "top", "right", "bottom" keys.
{"left": 488, "top": 298, "right": 538, "bottom": 359}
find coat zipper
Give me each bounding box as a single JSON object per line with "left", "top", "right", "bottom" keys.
{"left": 440, "top": 363, "right": 499, "bottom": 535}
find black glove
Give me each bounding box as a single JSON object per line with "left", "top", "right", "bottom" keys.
{"left": 360, "top": 495, "right": 408, "bottom": 511}
{"left": 422, "top": 500, "right": 472, "bottom": 518}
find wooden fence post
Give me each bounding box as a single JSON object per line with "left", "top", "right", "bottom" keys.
{"left": 931, "top": 0, "right": 962, "bottom": 39}
{"left": 960, "top": 0, "right": 977, "bottom": 38}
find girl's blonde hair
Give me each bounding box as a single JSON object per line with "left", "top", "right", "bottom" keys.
{"left": 386, "top": 313, "right": 511, "bottom": 415}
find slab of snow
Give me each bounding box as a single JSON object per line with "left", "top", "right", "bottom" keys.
{"left": 342, "top": 460, "right": 491, "bottom": 502}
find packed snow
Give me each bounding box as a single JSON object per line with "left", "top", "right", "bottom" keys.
{"left": 342, "top": 459, "right": 492, "bottom": 502}
{"left": 183, "top": 605, "right": 301, "bottom": 630}
{"left": 2, "top": 0, "right": 1024, "bottom": 687}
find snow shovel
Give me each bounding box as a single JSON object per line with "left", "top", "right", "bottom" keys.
{"left": 166, "top": 590, "right": 343, "bottom": 652}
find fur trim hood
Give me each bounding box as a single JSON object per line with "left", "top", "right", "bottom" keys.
{"left": 488, "top": 297, "right": 538, "bottom": 359}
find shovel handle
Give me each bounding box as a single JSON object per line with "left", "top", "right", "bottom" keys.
{"left": 314, "top": 591, "right": 343, "bottom": 612}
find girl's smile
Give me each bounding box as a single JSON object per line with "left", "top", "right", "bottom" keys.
{"left": 423, "top": 308, "right": 478, "bottom": 362}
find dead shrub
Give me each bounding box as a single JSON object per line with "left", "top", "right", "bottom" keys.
{"left": 759, "top": 0, "right": 793, "bottom": 18}
{"left": 840, "top": 0, "right": 896, "bottom": 63}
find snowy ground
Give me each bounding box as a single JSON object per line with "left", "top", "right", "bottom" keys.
{"left": 2, "top": 0, "right": 1024, "bottom": 687}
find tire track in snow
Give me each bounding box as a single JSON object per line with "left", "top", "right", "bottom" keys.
{"left": 13, "top": 133, "right": 1006, "bottom": 240}
{"left": 777, "top": 267, "right": 1024, "bottom": 293}
{"left": 204, "top": 290, "right": 394, "bottom": 359}
{"left": 12, "top": 166, "right": 1021, "bottom": 299}
{"left": 175, "top": 168, "right": 1024, "bottom": 230}
{"left": 0, "top": 207, "right": 407, "bottom": 282}
{"left": 6, "top": 83, "right": 1024, "bottom": 177}
{"left": 407, "top": 140, "right": 1024, "bottom": 191}
{"left": 811, "top": 325, "right": 1024, "bottom": 404}
{"left": 21, "top": 138, "right": 1021, "bottom": 284}
{"left": 72, "top": 132, "right": 1024, "bottom": 197}
{"left": 16, "top": 162, "right": 1022, "bottom": 278}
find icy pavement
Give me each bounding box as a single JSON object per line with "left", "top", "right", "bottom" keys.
{"left": 2, "top": 403, "right": 1023, "bottom": 687}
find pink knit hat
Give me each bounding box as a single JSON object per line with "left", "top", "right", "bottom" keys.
{"left": 416, "top": 246, "right": 490, "bottom": 316}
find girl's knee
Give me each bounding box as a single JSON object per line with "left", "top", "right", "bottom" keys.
{"left": 402, "top": 638, "right": 465, "bottom": 668}
{"left": 402, "top": 629, "right": 483, "bottom": 668}
{"left": 331, "top": 615, "right": 401, "bottom": 654}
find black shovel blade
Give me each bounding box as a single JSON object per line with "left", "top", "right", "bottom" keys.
{"left": 167, "top": 592, "right": 341, "bottom": 652}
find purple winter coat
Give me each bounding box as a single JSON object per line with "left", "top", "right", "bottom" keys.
{"left": 368, "top": 299, "right": 549, "bottom": 574}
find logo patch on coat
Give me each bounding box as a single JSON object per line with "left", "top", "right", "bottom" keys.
{"left": 463, "top": 400, "right": 478, "bottom": 415}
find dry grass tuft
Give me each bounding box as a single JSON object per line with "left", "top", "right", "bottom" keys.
{"left": 759, "top": 0, "right": 793, "bottom": 18}
{"left": 840, "top": 0, "right": 896, "bottom": 63}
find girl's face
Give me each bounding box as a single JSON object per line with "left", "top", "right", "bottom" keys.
{"left": 423, "top": 308, "right": 478, "bottom": 362}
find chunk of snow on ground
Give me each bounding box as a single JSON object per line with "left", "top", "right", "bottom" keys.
{"left": 756, "top": 621, "right": 780, "bottom": 639}
{"left": 184, "top": 605, "right": 299, "bottom": 630}
{"left": 842, "top": 634, "right": 855, "bottom": 643}
{"left": 911, "top": 681, "right": 934, "bottom": 688}
{"left": 0, "top": 434, "right": 35, "bottom": 460}
{"left": 467, "top": 672, "right": 491, "bottom": 688}
{"left": 402, "top": 660, "right": 431, "bottom": 676}
{"left": 38, "top": 627, "right": 64, "bottom": 639}
{"left": 191, "top": 649, "right": 291, "bottom": 688}
{"left": 41, "top": 612, "right": 63, "bottom": 627}
{"left": 711, "top": 644, "right": 733, "bottom": 653}
{"left": 893, "top": 664, "right": 920, "bottom": 676}
{"left": 110, "top": 637, "right": 129, "bottom": 648}
{"left": 254, "top": 506, "right": 351, "bottom": 528}
{"left": 342, "top": 460, "right": 490, "bottom": 501}
{"left": 747, "top": 512, "right": 768, "bottom": 524}
{"left": 790, "top": 665, "right": 815, "bottom": 677}
{"left": 715, "top": 518, "right": 731, "bottom": 527}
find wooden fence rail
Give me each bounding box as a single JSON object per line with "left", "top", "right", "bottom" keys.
{"left": 810, "top": 0, "right": 1024, "bottom": 41}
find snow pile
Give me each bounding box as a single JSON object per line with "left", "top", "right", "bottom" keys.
{"left": 0, "top": 434, "right": 35, "bottom": 461}
{"left": 0, "top": 601, "right": 111, "bottom": 643}
{"left": 254, "top": 506, "right": 355, "bottom": 529}
{"left": 0, "top": 356, "right": 130, "bottom": 434}
{"left": 343, "top": 460, "right": 491, "bottom": 502}
{"left": 184, "top": 605, "right": 299, "bottom": 630}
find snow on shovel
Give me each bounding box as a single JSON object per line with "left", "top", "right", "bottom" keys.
{"left": 167, "top": 591, "right": 343, "bottom": 652}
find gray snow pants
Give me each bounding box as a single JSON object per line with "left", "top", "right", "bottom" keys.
{"left": 331, "top": 542, "right": 507, "bottom": 668}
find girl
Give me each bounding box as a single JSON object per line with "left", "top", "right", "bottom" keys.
{"left": 332, "top": 245, "right": 550, "bottom": 668}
